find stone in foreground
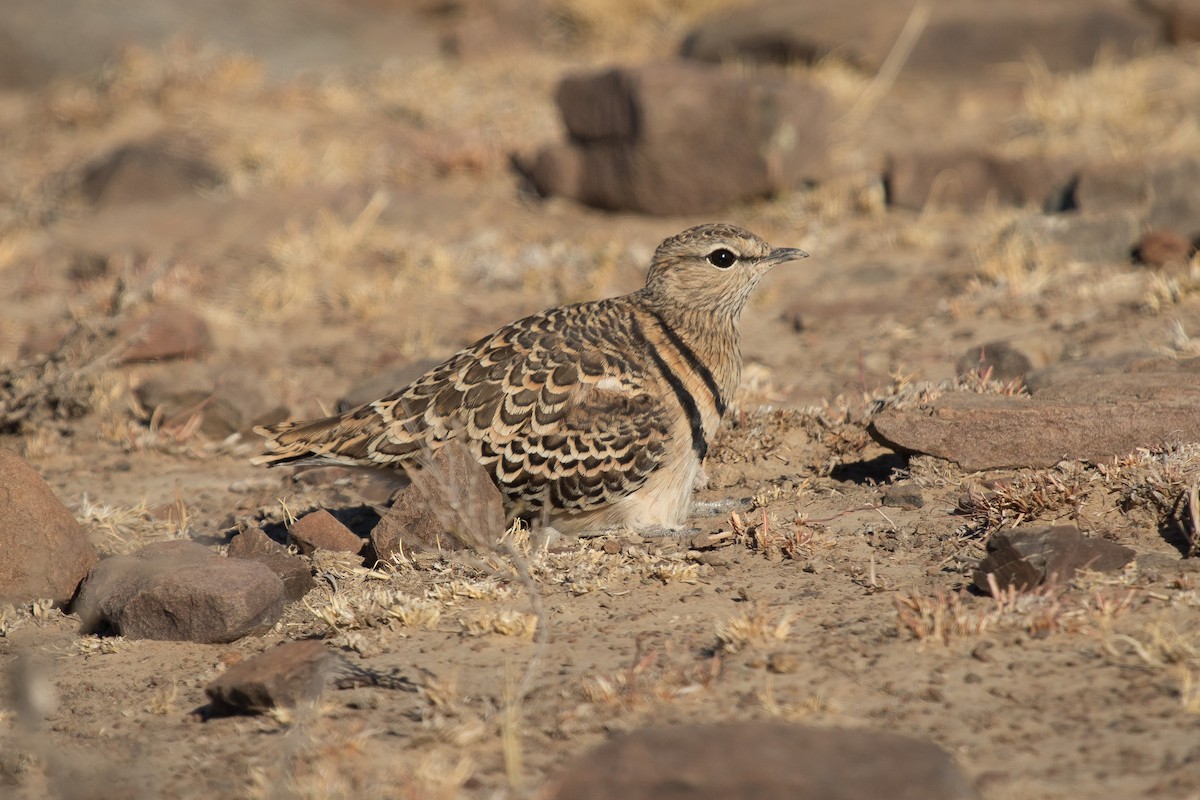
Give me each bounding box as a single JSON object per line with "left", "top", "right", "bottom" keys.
{"left": 546, "top": 721, "right": 978, "bottom": 800}
{"left": 371, "top": 442, "right": 506, "bottom": 559}
{"left": 76, "top": 541, "right": 285, "bottom": 643}
{"left": 206, "top": 640, "right": 333, "bottom": 715}
{"left": 0, "top": 449, "right": 98, "bottom": 606}
{"left": 974, "top": 526, "right": 1135, "bottom": 594}
{"left": 288, "top": 509, "right": 363, "bottom": 555}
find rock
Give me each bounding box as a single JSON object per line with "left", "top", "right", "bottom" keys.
{"left": 1165, "top": 1, "right": 1200, "bottom": 44}
{"left": 681, "top": 0, "right": 1158, "bottom": 73}
{"left": 76, "top": 541, "right": 285, "bottom": 643}
{"left": 519, "top": 61, "right": 831, "bottom": 215}
{"left": 868, "top": 391, "right": 1200, "bottom": 472}
{"left": 955, "top": 341, "right": 1032, "bottom": 383}
{"left": 371, "top": 441, "right": 505, "bottom": 559}
{"left": 885, "top": 150, "right": 1075, "bottom": 212}
{"left": 0, "top": 450, "right": 98, "bottom": 605}
{"left": 1012, "top": 210, "right": 1145, "bottom": 265}
{"left": 973, "top": 525, "right": 1135, "bottom": 594}
{"left": 132, "top": 363, "right": 270, "bottom": 438}
{"left": 1061, "top": 157, "right": 1200, "bottom": 236}
{"left": 81, "top": 140, "right": 225, "bottom": 208}
{"left": 336, "top": 358, "right": 441, "bottom": 413}
{"left": 1133, "top": 229, "right": 1195, "bottom": 268}
{"left": 227, "top": 528, "right": 314, "bottom": 604}
{"left": 545, "top": 721, "right": 979, "bottom": 800}
{"left": 205, "top": 640, "right": 334, "bottom": 716}
{"left": 246, "top": 553, "right": 315, "bottom": 604}
{"left": 882, "top": 481, "right": 924, "bottom": 510}
{"left": 227, "top": 526, "right": 287, "bottom": 558}
{"left": 118, "top": 306, "right": 212, "bottom": 363}
{"left": 289, "top": 510, "right": 364, "bottom": 556}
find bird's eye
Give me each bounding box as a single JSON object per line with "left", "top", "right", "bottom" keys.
{"left": 706, "top": 248, "right": 737, "bottom": 269}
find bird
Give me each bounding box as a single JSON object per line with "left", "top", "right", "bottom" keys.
{"left": 253, "top": 223, "right": 807, "bottom": 534}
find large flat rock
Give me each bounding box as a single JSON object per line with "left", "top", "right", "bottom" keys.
{"left": 869, "top": 388, "right": 1200, "bottom": 472}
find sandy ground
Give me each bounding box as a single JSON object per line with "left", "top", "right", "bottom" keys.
{"left": 2, "top": 3, "right": 1200, "bottom": 798}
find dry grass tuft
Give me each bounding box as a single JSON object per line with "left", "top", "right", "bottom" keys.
{"left": 460, "top": 609, "right": 539, "bottom": 639}
{"left": 714, "top": 603, "right": 794, "bottom": 655}
{"left": 0, "top": 599, "right": 58, "bottom": 638}
{"left": 1008, "top": 50, "right": 1200, "bottom": 160}
{"left": 579, "top": 640, "right": 721, "bottom": 712}
{"left": 76, "top": 495, "right": 190, "bottom": 555}
{"left": 1104, "top": 622, "right": 1200, "bottom": 714}
{"left": 957, "top": 466, "right": 1094, "bottom": 534}
{"left": 544, "top": 0, "right": 750, "bottom": 53}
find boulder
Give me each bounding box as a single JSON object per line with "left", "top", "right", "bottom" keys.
{"left": 0, "top": 450, "right": 97, "bottom": 605}
{"left": 519, "top": 61, "right": 831, "bottom": 215}
{"left": 76, "top": 541, "right": 285, "bottom": 643}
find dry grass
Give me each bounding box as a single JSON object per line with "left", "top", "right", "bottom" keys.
{"left": 1104, "top": 621, "right": 1200, "bottom": 714}
{"left": 75, "top": 495, "right": 191, "bottom": 556}
{"left": 713, "top": 602, "right": 793, "bottom": 654}
{"left": 1143, "top": 257, "right": 1200, "bottom": 314}
{"left": 957, "top": 466, "right": 1095, "bottom": 534}
{"left": 0, "top": 599, "right": 58, "bottom": 638}
{"left": 1007, "top": 50, "right": 1200, "bottom": 160}
{"left": 544, "top": 0, "right": 750, "bottom": 54}
{"left": 579, "top": 641, "right": 720, "bottom": 712}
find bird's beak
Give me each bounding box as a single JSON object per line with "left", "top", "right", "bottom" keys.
{"left": 762, "top": 247, "right": 809, "bottom": 267}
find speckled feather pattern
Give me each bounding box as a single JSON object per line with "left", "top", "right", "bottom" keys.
{"left": 254, "top": 223, "right": 806, "bottom": 533}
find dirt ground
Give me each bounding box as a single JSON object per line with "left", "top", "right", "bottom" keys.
{"left": 2, "top": 2, "right": 1200, "bottom": 798}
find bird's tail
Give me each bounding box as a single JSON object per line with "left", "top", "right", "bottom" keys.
{"left": 251, "top": 413, "right": 373, "bottom": 468}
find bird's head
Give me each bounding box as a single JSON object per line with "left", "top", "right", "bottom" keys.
{"left": 643, "top": 223, "right": 808, "bottom": 317}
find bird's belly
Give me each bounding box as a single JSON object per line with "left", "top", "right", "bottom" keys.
{"left": 548, "top": 448, "right": 700, "bottom": 533}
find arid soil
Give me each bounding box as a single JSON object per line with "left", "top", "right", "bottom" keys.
{"left": 2, "top": 2, "right": 1200, "bottom": 798}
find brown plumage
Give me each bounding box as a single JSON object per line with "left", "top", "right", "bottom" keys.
{"left": 253, "top": 223, "right": 807, "bottom": 533}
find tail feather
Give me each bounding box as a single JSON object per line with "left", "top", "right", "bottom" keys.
{"left": 251, "top": 413, "right": 387, "bottom": 468}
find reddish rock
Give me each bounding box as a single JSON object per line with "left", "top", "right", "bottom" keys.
{"left": 955, "top": 341, "right": 1032, "bottom": 383}
{"left": 1166, "top": 2, "right": 1200, "bottom": 44}
{"left": 519, "top": 61, "right": 830, "bottom": 215}
{"left": 205, "top": 640, "right": 333, "bottom": 715}
{"left": 0, "top": 449, "right": 98, "bottom": 605}
{"left": 227, "top": 528, "right": 314, "bottom": 604}
{"left": 227, "top": 526, "right": 287, "bottom": 558}
{"left": 371, "top": 441, "right": 505, "bottom": 559}
{"left": 81, "top": 139, "right": 225, "bottom": 208}
{"left": 974, "top": 526, "right": 1135, "bottom": 593}
{"left": 546, "top": 721, "right": 979, "bottom": 800}
{"left": 1133, "top": 229, "right": 1195, "bottom": 268}
{"left": 289, "top": 510, "right": 363, "bottom": 556}
{"left": 885, "top": 150, "right": 1074, "bottom": 212}
{"left": 882, "top": 481, "right": 925, "bottom": 510}
{"left": 118, "top": 306, "right": 212, "bottom": 363}
{"left": 76, "top": 541, "right": 285, "bottom": 643}
{"left": 869, "top": 391, "right": 1200, "bottom": 472}
{"left": 681, "top": 0, "right": 1158, "bottom": 73}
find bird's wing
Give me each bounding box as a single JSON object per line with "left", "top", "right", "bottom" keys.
{"left": 254, "top": 305, "right": 677, "bottom": 515}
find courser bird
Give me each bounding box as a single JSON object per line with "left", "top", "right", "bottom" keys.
{"left": 253, "top": 223, "right": 807, "bottom": 534}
